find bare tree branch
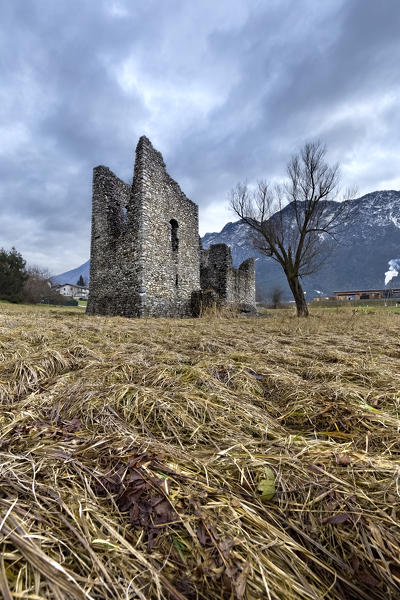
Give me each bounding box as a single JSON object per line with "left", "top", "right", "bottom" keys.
{"left": 230, "top": 141, "right": 353, "bottom": 316}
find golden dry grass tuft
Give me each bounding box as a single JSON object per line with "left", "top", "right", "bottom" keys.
{"left": 0, "top": 302, "right": 400, "bottom": 599}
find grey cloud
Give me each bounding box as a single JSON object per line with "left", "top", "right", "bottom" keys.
{"left": 172, "top": 0, "right": 400, "bottom": 210}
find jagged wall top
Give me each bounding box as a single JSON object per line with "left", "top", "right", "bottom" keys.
{"left": 135, "top": 136, "right": 197, "bottom": 209}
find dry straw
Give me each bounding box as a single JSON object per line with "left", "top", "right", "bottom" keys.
{"left": 0, "top": 302, "right": 399, "bottom": 599}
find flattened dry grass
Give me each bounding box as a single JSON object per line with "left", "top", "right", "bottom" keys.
{"left": 0, "top": 303, "right": 399, "bottom": 599}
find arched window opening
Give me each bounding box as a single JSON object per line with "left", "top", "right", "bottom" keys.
{"left": 175, "top": 274, "right": 179, "bottom": 288}
{"left": 169, "top": 219, "right": 179, "bottom": 252}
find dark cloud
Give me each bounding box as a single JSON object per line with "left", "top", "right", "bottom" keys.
{"left": 0, "top": 0, "right": 399, "bottom": 272}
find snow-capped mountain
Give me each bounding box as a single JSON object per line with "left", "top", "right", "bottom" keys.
{"left": 350, "top": 190, "right": 400, "bottom": 231}
{"left": 53, "top": 190, "right": 400, "bottom": 300}
{"left": 202, "top": 190, "right": 400, "bottom": 299}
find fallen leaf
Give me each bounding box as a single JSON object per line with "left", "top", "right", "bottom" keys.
{"left": 197, "top": 525, "right": 208, "bottom": 546}
{"left": 336, "top": 454, "right": 351, "bottom": 466}
{"left": 358, "top": 570, "right": 380, "bottom": 587}
{"left": 323, "top": 513, "right": 352, "bottom": 525}
{"left": 219, "top": 537, "right": 236, "bottom": 558}
{"left": 235, "top": 563, "right": 250, "bottom": 600}
{"left": 246, "top": 369, "right": 265, "bottom": 381}
{"left": 308, "top": 464, "right": 324, "bottom": 475}
{"left": 63, "top": 416, "right": 82, "bottom": 433}
{"left": 257, "top": 479, "right": 275, "bottom": 502}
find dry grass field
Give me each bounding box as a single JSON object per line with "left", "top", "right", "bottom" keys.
{"left": 0, "top": 302, "right": 399, "bottom": 600}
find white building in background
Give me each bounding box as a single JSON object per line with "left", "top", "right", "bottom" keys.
{"left": 52, "top": 284, "right": 89, "bottom": 300}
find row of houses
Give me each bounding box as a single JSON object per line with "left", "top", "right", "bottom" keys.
{"left": 50, "top": 280, "right": 398, "bottom": 305}
{"left": 313, "top": 288, "right": 400, "bottom": 302}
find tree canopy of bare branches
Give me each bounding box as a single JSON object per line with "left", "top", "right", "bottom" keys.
{"left": 22, "top": 265, "right": 53, "bottom": 304}
{"left": 230, "top": 141, "right": 353, "bottom": 316}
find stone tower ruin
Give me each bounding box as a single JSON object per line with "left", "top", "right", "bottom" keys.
{"left": 86, "top": 137, "right": 256, "bottom": 318}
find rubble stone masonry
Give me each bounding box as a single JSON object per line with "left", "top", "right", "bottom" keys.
{"left": 200, "top": 244, "right": 256, "bottom": 313}
{"left": 87, "top": 137, "right": 256, "bottom": 318}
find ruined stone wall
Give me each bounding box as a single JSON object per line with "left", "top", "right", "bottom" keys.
{"left": 233, "top": 258, "right": 256, "bottom": 311}
{"left": 200, "top": 244, "right": 256, "bottom": 312}
{"left": 87, "top": 137, "right": 200, "bottom": 318}
{"left": 136, "top": 137, "right": 200, "bottom": 317}
{"left": 87, "top": 137, "right": 255, "bottom": 318}
{"left": 86, "top": 166, "right": 140, "bottom": 316}
{"left": 200, "top": 244, "right": 232, "bottom": 301}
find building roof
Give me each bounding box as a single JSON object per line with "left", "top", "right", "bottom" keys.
{"left": 53, "top": 283, "right": 88, "bottom": 290}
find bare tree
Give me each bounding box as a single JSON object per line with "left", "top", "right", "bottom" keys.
{"left": 22, "top": 265, "right": 53, "bottom": 304}
{"left": 230, "top": 141, "right": 353, "bottom": 317}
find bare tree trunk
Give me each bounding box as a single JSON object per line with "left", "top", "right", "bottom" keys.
{"left": 287, "top": 275, "right": 309, "bottom": 317}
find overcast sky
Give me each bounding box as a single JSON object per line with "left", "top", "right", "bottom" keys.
{"left": 1, "top": 0, "right": 400, "bottom": 274}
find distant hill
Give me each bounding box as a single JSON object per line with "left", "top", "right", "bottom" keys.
{"left": 51, "top": 259, "right": 90, "bottom": 286}
{"left": 53, "top": 190, "right": 400, "bottom": 300}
